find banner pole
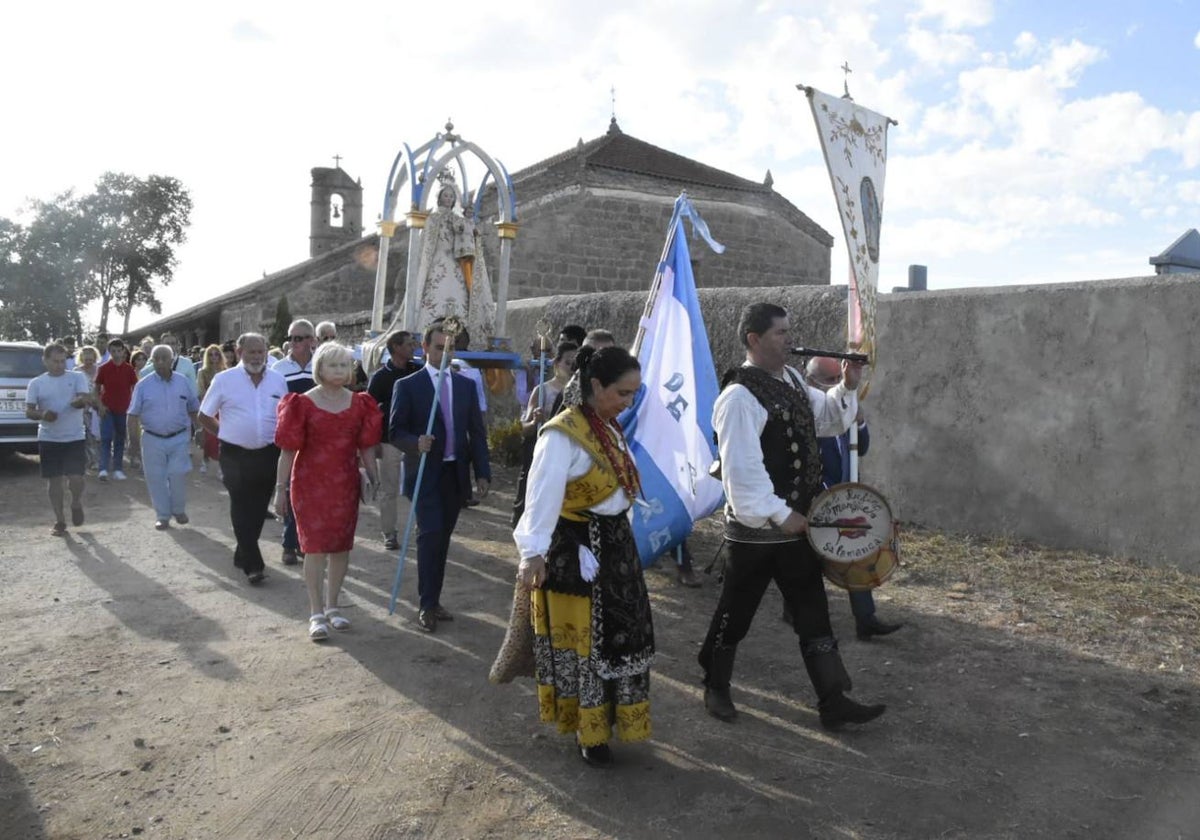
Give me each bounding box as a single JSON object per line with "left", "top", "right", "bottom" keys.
{"left": 848, "top": 266, "right": 860, "bottom": 482}
{"left": 630, "top": 194, "right": 686, "bottom": 358}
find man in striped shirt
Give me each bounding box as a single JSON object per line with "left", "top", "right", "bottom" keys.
{"left": 271, "top": 319, "right": 316, "bottom": 565}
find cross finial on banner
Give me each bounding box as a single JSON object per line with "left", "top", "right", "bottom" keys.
{"left": 841, "top": 61, "right": 853, "bottom": 99}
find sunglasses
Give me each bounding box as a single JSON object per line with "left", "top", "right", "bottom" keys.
{"left": 288, "top": 335, "right": 314, "bottom": 342}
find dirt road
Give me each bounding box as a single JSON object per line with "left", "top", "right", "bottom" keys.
{"left": 0, "top": 451, "right": 1197, "bottom": 839}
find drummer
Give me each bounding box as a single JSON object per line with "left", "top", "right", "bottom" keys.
{"left": 782, "top": 356, "right": 903, "bottom": 641}
{"left": 698, "top": 302, "right": 886, "bottom": 731}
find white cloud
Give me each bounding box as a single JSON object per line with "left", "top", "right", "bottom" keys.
{"left": 910, "top": 0, "right": 993, "bottom": 30}
{"left": 1178, "top": 181, "right": 1200, "bottom": 204}
{"left": 230, "top": 19, "right": 270, "bottom": 41}
{"left": 1014, "top": 31, "right": 1037, "bottom": 57}
{"left": 904, "top": 25, "right": 977, "bottom": 68}
{"left": 1194, "top": 29, "right": 1200, "bottom": 49}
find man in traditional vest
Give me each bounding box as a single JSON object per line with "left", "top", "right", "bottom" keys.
{"left": 698, "top": 302, "right": 886, "bottom": 731}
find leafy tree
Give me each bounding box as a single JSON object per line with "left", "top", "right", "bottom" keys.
{"left": 0, "top": 201, "right": 87, "bottom": 342}
{"left": 269, "top": 295, "right": 292, "bottom": 348}
{"left": 81, "top": 173, "right": 192, "bottom": 336}
{"left": 0, "top": 172, "right": 191, "bottom": 341}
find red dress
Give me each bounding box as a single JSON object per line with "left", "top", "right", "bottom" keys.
{"left": 275, "top": 392, "right": 383, "bottom": 554}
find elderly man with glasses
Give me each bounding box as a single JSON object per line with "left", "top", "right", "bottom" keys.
{"left": 272, "top": 319, "right": 317, "bottom": 565}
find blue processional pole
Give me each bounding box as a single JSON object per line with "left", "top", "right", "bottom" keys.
{"left": 388, "top": 320, "right": 460, "bottom": 614}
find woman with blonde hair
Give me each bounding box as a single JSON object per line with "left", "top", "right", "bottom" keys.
{"left": 195, "top": 344, "right": 225, "bottom": 474}
{"left": 76, "top": 345, "right": 102, "bottom": 471}
{"left": 275, "top": 342, "right": 382, "bottom": 641}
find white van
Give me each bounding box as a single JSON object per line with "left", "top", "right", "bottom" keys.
{"left": 0, "top": 341, "right": 45, "bottom": 454}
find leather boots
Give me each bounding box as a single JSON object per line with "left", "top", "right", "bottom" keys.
{"left": 702, "top": 645, "right": 738, "bottom": 722}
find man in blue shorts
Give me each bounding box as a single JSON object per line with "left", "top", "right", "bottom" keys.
{"left": 25, "top": 342, "right": 95, "bottom": 535}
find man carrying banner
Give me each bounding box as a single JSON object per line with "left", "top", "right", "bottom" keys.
{"left": 698, "top": 302, "right": 885, "bottom": 731}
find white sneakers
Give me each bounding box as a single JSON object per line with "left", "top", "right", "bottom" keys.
{"left": 98, "top": 470, "right": 108, "bottom": 482}
{"left": 113, "top": 470, "right": 126, "bottom": 481}
{"left": 199, "top": 463, "right": 207, "bottom": 474}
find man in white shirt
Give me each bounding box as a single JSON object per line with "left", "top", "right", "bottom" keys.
{"left": 197, "top": 333, "right": 287, "bottom": 585}
{"left": 26, "top": 342, "right": 95, "bottom": 535}
{"left": 697, "top": 302, "right": 886, "bottom": 732}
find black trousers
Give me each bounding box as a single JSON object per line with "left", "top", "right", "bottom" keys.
{"left": 219, "top": 443, "right": 279, "bottom": 575}
{"left": 699, "top": 538, "right": 834, "bottom": 670}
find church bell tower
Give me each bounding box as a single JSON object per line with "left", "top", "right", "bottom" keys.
{"left": 309, "top": 161, "right": 364, "bottom": 257}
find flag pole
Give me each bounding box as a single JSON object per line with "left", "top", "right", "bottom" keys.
{"left": 388, "top": 314, "right": 463, "bottom": 614}
{"left": 630, "top": 193, "right": 686, "bottom": 357}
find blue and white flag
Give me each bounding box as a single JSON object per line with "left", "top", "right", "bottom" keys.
{"left": 619, "top": 195, "right": 725, "bottom": 566}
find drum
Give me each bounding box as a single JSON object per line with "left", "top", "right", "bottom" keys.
{"left": 806, "top": 482, "right": 899, "bottom": 592}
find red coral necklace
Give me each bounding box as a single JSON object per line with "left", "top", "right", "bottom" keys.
{"left": 580, "top": 404, "right": 642, "bottom": 503}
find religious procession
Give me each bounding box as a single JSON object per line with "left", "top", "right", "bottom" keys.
{"left": 16, "top": 90, "right": 897, "bottom": 765}
{"left": 9, "top": 34, "right": 1196, "bottom": 833}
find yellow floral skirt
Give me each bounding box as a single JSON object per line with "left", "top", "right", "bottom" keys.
{"left": 531, "top": 588, "right": 652, "bottom": 747}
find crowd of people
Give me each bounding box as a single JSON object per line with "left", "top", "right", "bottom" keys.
{"left": 23, "top": 301, "right": 902, "bottom": 768}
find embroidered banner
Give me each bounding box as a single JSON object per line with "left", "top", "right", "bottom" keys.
{"left": 805, "top": 87, "right": 893, "bottom": 374}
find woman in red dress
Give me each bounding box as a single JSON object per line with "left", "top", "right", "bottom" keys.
{"left": 275, "top": 342, "right": 382, "bottom": 641}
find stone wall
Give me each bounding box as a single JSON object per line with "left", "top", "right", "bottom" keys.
{"left": 507, "top": 275, "right": 1200, "bottom": 575}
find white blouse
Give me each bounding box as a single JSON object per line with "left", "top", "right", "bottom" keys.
{"left": 512, "top": 426, "right": 631, "bottom": 560}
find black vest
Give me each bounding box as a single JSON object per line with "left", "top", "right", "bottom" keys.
{"left": 720, "top": 365, "right": 825, "bottom": 543}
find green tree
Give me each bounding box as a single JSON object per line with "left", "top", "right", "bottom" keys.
{"left": 269, "top": 295, "right": 292, "bottom": 348}
{"left": 0, "top": 172, "right": 191, "bottom": 341}
{"left": 0, "top": 200, "right": 88, "bottom": 342}
{"left": 80, "top": 173, "right": 192, "bottom": 336}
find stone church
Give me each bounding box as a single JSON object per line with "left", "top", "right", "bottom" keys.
{"left": 131, "top": 119, "right": 833, "bottom": 347}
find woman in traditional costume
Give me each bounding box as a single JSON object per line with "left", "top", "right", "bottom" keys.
{"left": 513, "top": 345, "right": 654, "bottom": 767}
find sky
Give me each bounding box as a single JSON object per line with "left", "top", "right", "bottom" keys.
{"left": 2, "top": 0, "right": 1199, "bottom": 333}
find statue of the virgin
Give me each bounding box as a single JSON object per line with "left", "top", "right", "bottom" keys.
{"left": 403, "top": 174, "right": 496, "bottom": 348}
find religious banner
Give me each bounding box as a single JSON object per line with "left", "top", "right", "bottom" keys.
{"left": 803, "top": 86, "right": 894, "bottom": 376}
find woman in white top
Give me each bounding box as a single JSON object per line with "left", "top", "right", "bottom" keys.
{"left": 513, "top": 345, "right": 654, "bottom": 768}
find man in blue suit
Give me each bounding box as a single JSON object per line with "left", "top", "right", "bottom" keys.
{"left": 389, "top": 320, "right": 491, "bottom": 633}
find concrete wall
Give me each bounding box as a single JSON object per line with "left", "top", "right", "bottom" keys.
{"left": 508, "top": 274, "right": 1200, "bottom": 574}
{"left": 870, "top": 275, "right": 1200, "bottom": 573}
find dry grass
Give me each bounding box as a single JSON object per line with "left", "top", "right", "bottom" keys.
{"left": 896, "top": 524, "right": 1200, "bottom": 680}
{"left": 685, "top": 516, "right": 1200, "bottom": 681}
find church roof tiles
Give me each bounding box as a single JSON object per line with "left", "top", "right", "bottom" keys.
{"left": 515, "top": 120, "right": 769, "bottom": 193}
